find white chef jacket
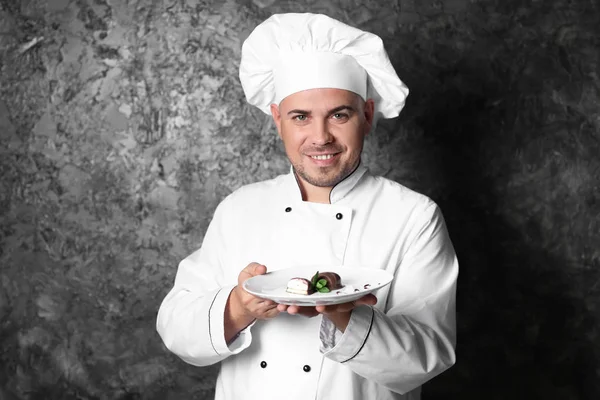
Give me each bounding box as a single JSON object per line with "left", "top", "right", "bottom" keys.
{"left": 156, "top": 164, "right": 458, "bottom": 400}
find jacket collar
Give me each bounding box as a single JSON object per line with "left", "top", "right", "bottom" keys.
{"left": 286, "top": 161, "right": 368, "bottom": 204}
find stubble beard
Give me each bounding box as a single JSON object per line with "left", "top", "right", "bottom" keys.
{"left": 293, "top": 153, "right": 361, "bottom": 188}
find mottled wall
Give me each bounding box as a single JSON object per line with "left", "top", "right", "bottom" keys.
{"left": 0, "top": 0, "right": 599, "bottom": 399}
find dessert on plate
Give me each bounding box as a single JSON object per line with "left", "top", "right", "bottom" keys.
{"left": 285, "top": 277, "right": 315, "bottom": 295}
{"left": 285, "top": 271, "right": 342, "bottom": 295}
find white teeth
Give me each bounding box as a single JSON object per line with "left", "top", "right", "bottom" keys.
{"left": 311, "top": 154, "right": 334, "bottom": 160}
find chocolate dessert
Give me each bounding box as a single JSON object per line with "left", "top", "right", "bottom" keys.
{"left": 285, "top": 271, "right": 343, "bottom": 295}
{"left": 316, "top": 272, "right": 343, "bottom": 291}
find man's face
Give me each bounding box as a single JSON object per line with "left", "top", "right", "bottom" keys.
{"left": 270, "top": 88, "right": 374, "bottom": 189}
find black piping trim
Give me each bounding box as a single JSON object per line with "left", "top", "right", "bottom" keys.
{"left": 290, "top": 166, "right": 304, "bottom": 200}
{"left": 208, "top": 288, "right": 223, "bottom": 356}
{"left": 290, "top": 160, "right": 363, "bottom": 203}
{"left": 328, "top": 159, "right": 362, "bottom": 204}
{"left": 341, "top": 306, "right": 374, "bottom": 363}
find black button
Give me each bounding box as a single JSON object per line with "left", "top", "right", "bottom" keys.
{"left": 285, "top": 207, "right": 292, "bottom": 212}
{"left": 260, "top": 361, "right": 267, "bottom": 368}
{"left": 335, "top": 213, "right": 343, "bottom": 220}
{"left": 303, "top": 365, "right": 311, "bottom": 372}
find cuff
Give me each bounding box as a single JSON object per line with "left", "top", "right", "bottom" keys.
{"left": 321, "top": 305, "right": 374, "bottom": 363}
{"left": 209, "top": 285, "right": 255, "bottom": 356}
{"left": 319, "top": 316, "right": 344, "bottom": 353}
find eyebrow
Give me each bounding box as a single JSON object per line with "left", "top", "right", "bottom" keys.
{"left": 286, "top": 105, "right": 356, "bottom": 116}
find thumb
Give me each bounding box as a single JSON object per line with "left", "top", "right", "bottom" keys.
{"left": 238, "top": 262, "right": 267, "bottom": 285}
{"left": 251, "top": 263, "right": 267, "bottom": 276}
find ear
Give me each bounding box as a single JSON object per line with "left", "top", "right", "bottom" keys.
{"left": 270, "top": 103, "right": 283, "bottom": 139}
{"left": 363, "top": 99, "right": 375, "bottom": 135}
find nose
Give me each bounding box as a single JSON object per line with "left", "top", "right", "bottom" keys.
{"left": 310, "top": 119, "right": 333, "bottom": 145}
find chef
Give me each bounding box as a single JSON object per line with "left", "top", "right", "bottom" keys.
{"left": 157, "top": 13, "right": 458, "bottom": 400}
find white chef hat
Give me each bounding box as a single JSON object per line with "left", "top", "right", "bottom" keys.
{"left": 239, "top": 13, "right": 409, "bottom": 119}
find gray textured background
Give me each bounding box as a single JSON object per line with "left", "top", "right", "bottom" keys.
{"left": 0, "top": 0, "right": 599, "bottom": 399}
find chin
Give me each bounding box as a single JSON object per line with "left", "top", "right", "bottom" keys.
{"left": 305, "top": 171, "right": 346, "bottom": 188}
{"left": 294, "top": 158, "right": 357, "bottom": 188}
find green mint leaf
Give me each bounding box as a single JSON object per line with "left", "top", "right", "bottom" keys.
{"left": 318, "top": 287, "right": 330, "bottom": 293}
{"left": 311, "top": 271, "right": 319, "bottom": 287}
{"left": 317, "top": 278, "right": 327, "bottom": 287}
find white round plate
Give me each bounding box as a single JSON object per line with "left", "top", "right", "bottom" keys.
{"left": 242, "top": 266, "right": 393, "bottom": 306}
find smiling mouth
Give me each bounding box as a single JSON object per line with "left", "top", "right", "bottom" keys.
{"left": 309, "top": 154, "right": 337, "bottom": 160}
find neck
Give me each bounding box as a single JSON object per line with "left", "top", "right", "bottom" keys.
{"left": 294, "top": 176, "right": 332, "bottom": 204}
{"left": 293, "top": 161, "right": 362, "bottom": 204}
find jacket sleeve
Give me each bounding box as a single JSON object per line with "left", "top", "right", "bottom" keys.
{"left": 321, "top": 202, "right": 458, "bottom": 394}
{"left": 156, "top": 196, "right": 254, "bottom": 366}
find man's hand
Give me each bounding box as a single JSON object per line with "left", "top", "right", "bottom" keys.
{"left": 224, "top": 263, "right": 280, "bottom": 342}
{"left": 234, "top": 263, "right": 281, "bottom": 320}
{"left": 276, "top": 294, "right": 378, "bottom": 332}
{"left": 276, "top": 303, "right": 321, "bottom": 318}
{"left": 315, "top": 294, "right": 377, "bottom": 332}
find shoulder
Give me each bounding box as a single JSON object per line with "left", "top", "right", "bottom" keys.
{"left": 218, "top": 173, "right": 288, "bottom": 209}
{"left": 365, "top": 175, "right": 449, "bottom": 245}
{"left": 364, "top": 174, "right": 437, "bottom": 214}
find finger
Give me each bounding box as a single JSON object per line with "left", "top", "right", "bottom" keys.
{"left": 295, "top": 307, "right": 319, "bottom": 318}
{"left": 319, "top": 294, "right": 377, "bottom": 313}
{"left": 316, "top": 303, "right": 343, "bottom": 313}
{"left": 316, "top": 301, "right": 355, "bottom": 314}
{"left": 277, "top": 304, "right": 289, "bottom": 312}
{"left": 263, "top": 307, "right": 280, "bottom": 319}
{"left": 264, "top": 301, "right": 278, "bottom": 310}
{"left": 252, "top": 263, "right": 267, "bottom": 276}
{"left": 256, "top": 298, "right": 275, "bottom": 305}
{"left": 355, "top": 294, "right": 378, "bottom": 306}
{"left": 238, "top": 291, "right": 263, "bottom": 306}
{"left": 255, "top": 300, "right": 276, "bottom": 313}
{"left": 286, "top": 305, "right": 300, "bottom": 315}
{"left": 315, "top": 304, "right": 327, "bottom": 313}
{"left": 238, "top": 263, "right": 267, "bottom": 285}
{"left": 243, "top": 298, "right": 273, "bottom": 315}
{"left": 283, "top": 304, "right": 318, "bottom": 317}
